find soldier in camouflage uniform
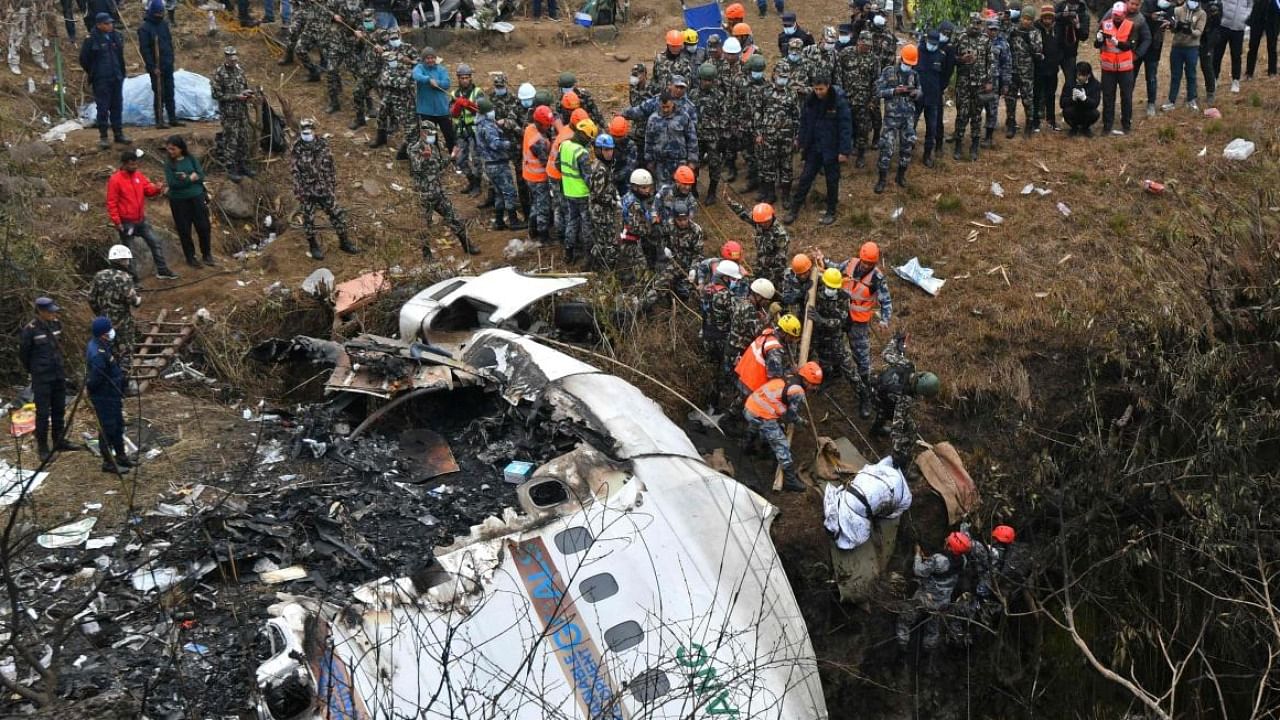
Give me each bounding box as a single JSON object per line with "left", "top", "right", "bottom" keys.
{"left": 348, "top": 8, "right": 384, "bottom": 130}
{"left": 654, "top": 167, "right": 698, "bottom": 225}
{"left": 558, "top": 72, "right": 602, "bottom": 125}
{"left": 524, "top": 106, "right": 555, "bottom": 242}
{"left": 408, "top": 121, "right": 476, "bottom": 257}
{"left": 666, "top": 200, "right": 705, "bottom": 300}
{"left": 874, "top": 46, "right": 922, "bottom": 192}
{"left": 701, "top": 261, "right": 740, "bottom": 408}
{"left": 586, "top": 134, "right": 620, "bottom": 270}
{"left": 368, "top": 31, "right": 417, "bottom": 157}
{"left": 837, "top": 31, "right": 880, "bottom": 168}
{"left": 781, "top": 37, "right": 809, "bottom": 86}
{"left": 643, "top": 92, "right": 698, "bottom": 193}
{"left": 984, "top": 18, "right": 1012, "bottom": 147}
{"left": 952, "top": 14, "right": 994, "bottom": 161}
{"left": 724, "top": 281, "right": 772, "bottom": 406}
{"left": 778, "top": 253, "right": 812, "bottom": 310}
{"left": 827, "top": 244, "right": 893, "bottom": 416}
{"left": 737, "top": 54, "right": 770, "bottom": 192}
{"left": 726, "top": 199, "right": 789, "bottom": 288}
{"left": 810, "top": 269, "right": 863, "bottom": 396}
{"left": 89, "top": 248, "right": 141, "bottom": 382}
{"left": 490, "top": 73, "right": 529, "bottom": 217}
{"left": 278, "top": 0, "right": 323, "bottom": 81}
{"left": 476, "top": 97, "right": 527, "bottom": 232}
{"left": 320, "top": 0, "right": 362, "bottom": 113}
{"left": 1004, "top": 11, "right": 1042, "bottom": 137}
{"left": 291, "top": 118, "right": 358, "bottom": 260}
{"left": 719, "top": 46, "right": 747, "bottom": 183}
{"left": 751, "top": 63, "right": 799, "bottom": 204}
{"left": 627, "top": 64, "right": 650, "bottom": 176}
{"left": 688, "top": 62, "right": 726, "bottom": 204}
{"left": 799, "top": 26, "right": 840, "bottom": 91}
{"left": 652, "top": 34, "right": 693, "bottom": 97}
{"left": 608, "top": 116, "right": 639, "bottom": 197}
{"left": 451, "top": 64, "right": 485, "bottom": 198}
{"left": 211, "top": 46, "right": 255, "bottom": 181}
{"left": 871, "top": 333, "right": 938, "bottom": 470}
{"left": 615, "top": 169, "right": 658, "bottom": 284}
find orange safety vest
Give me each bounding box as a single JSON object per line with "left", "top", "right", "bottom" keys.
{"left": 745, "top": 377, "right": 804, "bottom": 421}
{"left": 522, "top": 124, "right": 548, "bottom": 183}
{"left": 844, "top": 265, "right": 879, "bottom": 323}
{"left": 1099, "top": 17, "right": 1135, "bottom": 73}
{"left": 735, "top": 328, "right": 783, "bottom": 391}
{"left": 545, "top": 125, "right": 574, "bottom": 181}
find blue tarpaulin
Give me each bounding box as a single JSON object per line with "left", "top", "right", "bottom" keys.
{"left": 683, "top": 2, "right": 725, "bottom": 47}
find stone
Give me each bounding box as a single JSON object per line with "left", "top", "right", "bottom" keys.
{"left": 214, "top": 181, "right": 256, "bottom": 219}
{"left": 359, "top": 178, "right": 383, "bottom": 197}
{"left": 8, "top": 141, "right": 53, "bottom": 165}
{"left": 0, "top": 174, "right": 52, "bottom": 201}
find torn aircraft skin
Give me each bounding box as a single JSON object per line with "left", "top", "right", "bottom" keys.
{"left": 256, "top": 269, "right": 829, "bottom": 720}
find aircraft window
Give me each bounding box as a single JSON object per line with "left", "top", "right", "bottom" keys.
{"left": 578, "top": 573, "right": 618, "bottom": 603}
{"left": 628, "top": 669, "right": 671, "bottom": 704}
{"left": 554, "top": 527, "right": 593, "bottom": 555}
{"left": 604, "top": 621, "right": 644, "bottom": 653}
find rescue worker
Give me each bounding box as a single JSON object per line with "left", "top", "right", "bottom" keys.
{"left": 737, "top": 53, "right": 770, "bottom": 192}
{"left": 490, "top": 73, "right": 528, "bottom": 216}
{"left": 607, "top": 116, "right": 639, "bottom": 197}
{"left": 80, "top": 13, "right": 128, "bottom": 150}
{"left": 725, "top": 278, "right": 778, "bottom": 403}
{"left": 916, "top": 30, "right": 951, "bottom": 167}
{"left": 953, "top": 14, "right": 994, "bottom": 161}
{"left": 86, "top": 316, "right": 133, "bottom": 474}
{"left": 970, "top": 524, "right": 1026, "bottom": 612}
{"left": 654, "top": 29, "right": 693, "bottom": 91}
{"left": 546, "top": 103, "right": 584, "bottom": 243}
{"left": 735, "top": 313, "right": 801, "bottom": 393}
{"left": 586, "top": 133, "right": 620, "bottom": 269}
{"left": 137, "top": 0, "right": 178, "bottom": 129}
{"left": 18, "top": 298, "right": 70, "bottom": 461}
{"left": 211, "top": 46, "right": 254, "bottom": 180}
{"left": 348, "top": 8, "right": 382, "bottom": 130}
{"left": 476, "top": 97, "right": 527, "bottom": 232}
{"left": 870, "top": 331, "right": 939, "bottom": 469}
{"left": 7, "top": 0, "right": 49, "bottom": 76}
{"left": 743, "top": 361, "right": 824, "bottom": 492}
{"left": 1096, "top": 0, "right": 1142, "bottom": 134}
{"left": 897, "top": 532, "right": 971, "bottom": 657}
{"left": 682, "top": 29, "right": 706, "bottom": 70}
{"left": 752, "top": 63, "right": 799, "bottom": 204}
{"left": 726, "top": 200, "right": 790, "bottom": 289}
{"left": 89, "top": 245, "right": 142, "bottom": 389}
{"left": 693, "top": 240, "right": 747, "bottom": 288}
{"left": 368, "top": 31, "right": 417, "bottom": 159}
{"left": 291, "top": 117, "right": 358, "bottom": 260}
{"left": 557, "top": 118, "right": 596, "bottom": 263}
{"left": 1005, "top": 9, "right": 1044, "bottom": 137}
{"left": 875, "top": 44, "right": 922, "bottom": 193}
{"left": 278, "top": 0, "right": 324, "bottom": 82}
{"left": 522, "top": 105, "right": 555, "bottom": 242}
{"left": 984, "top": 18, "right": 1013, "bottom": 148}
{"left": 407, "top": 121, "right": 476, "bottom": 257}
{"left": 557, "top": 72, "right": 602, "bottom": 125}
{"left": 779, "top": 253, "right": 813, "bottom": 309}
{"left": 643, "top": 91, "right": 699, "bottom": 190}
{"left": 837, "top": 30, "right": 881, "bottom": 169}
{"left": 627, "top": 64, "right": 650, "bottom": 163}
{"left": 612, "top": 169, "right": 656, "bottom": 284}
{"left": 786, "top": 75, "right": 851, "bottom": 225}
{"left": 451, "top": 63, "right": 484, "bottom": 196}
{"left": 665, "top": 200, "right": 706, "bottom": 299}
{"left": 701, "top": 259, "right": 742, "bottom": 405}
{"left": 831, "top": 241, "right": 893, "bottom": 416}
{"left": 655, "top": 165, "right": 699, "bottom": 228}
{"left": 688, "top": 63, "right": 726, "bottom": 203}
{"left": 810, "top": 267, "right": 864, "bottom": 395}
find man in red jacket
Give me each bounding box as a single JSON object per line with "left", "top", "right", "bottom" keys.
{"left": 106, "top": 150, "right": 177, "bottom": 280}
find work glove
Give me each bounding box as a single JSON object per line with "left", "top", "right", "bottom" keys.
{"left": 1117, "top": 40, "right": 1132, "bottom": 50}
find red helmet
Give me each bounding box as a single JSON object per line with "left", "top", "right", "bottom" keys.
{"left": 532, "top": 105, "right": 554, "bottom": 126}
{"left": 674, "top": 165, "right": 696, "bottom": 184}
{"left": 797, "top": 361, "right": 823, "bottom": 385}
{"left": 720, "top": 240, "right": 742, "bottom": 260}
{"left": 991, "top": 525, "right": 1016, "bottom": 544}
{"left": 945, "top": 531, "right": 973, "bottom": 555}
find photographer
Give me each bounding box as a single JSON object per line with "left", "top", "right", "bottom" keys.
{"left": 1163, "top": 0, "right": 1207, "bottom": 109}
{"left": 1139, "top": 0, "right": 1172, "bottom": 117}
{"left": 1054, "top": 0, "right": 1090, "bottom": 79}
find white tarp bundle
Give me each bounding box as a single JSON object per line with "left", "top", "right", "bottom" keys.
{"left": 79, "top": 70, "right": 220, "bottom": 126}
{"left": 823, "top": 456, "right": 912, "bottom": 550}
{"left": 894, "top": 257, "right": 945, "bottom": 296}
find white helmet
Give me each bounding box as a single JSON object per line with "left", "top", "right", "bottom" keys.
{"left": 629, "top": 168, "right": 653, "bottom": 186}
{"left": 750, "top": 278, "right": 776, "bottom": 299}
{"left": 517, "top": 82, "right": 536, "bottom": 101}
{"left": 723, "top": 37, "right": 742, "bottom": 54}
{"left": 108, "top": 244, "right": 133, "bottom": 261}
{"left": 717, "top": 260, "right": 742, "bottom": 280}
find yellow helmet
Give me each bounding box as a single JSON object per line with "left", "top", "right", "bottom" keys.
{"left": 777, "top": 313, "right": 802, "bottom": 337}
{"left": 575, "top": 119, "right": 598, "bottom": 139}
{"left": 821, "top": 267, "right": 844, "bottom": 289}
{"left": 683, "top": 28, "right": 700, "bottom": 45}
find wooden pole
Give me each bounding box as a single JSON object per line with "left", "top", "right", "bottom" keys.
{"left": 773, "top": 265, "right": 821, "bottom": 491}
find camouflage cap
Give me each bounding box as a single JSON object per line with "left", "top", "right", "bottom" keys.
{"left": 707, "top": 33, "right": 722, "bottom": 46}
{"left": 858, "top": 29, "right": 873, "bottom": 41}
{"left": 787, "top": 37, "right": 804, "bottom": 49}
{"left": 223, "top": 45, "right": 238, "bottom": 55}
{"left": 361, "top": 7, "right": 373, "bottom": 17}
{"left": 299, "top": 117, "right": 316, "bottom": 128}
{"left": 491, "top": 71, "right": 508, "bottom": 85}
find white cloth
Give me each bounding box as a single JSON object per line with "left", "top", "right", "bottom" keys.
{"left": 823, "top": 456, "right": 912, "bottom": 550}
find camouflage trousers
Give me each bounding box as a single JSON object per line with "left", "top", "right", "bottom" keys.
{"left": 954, "top": 78, "right": 983, "bottom": 139}
{"left": 984, "top": 85, "right": 1003, "bottom": 130}
{"left": 897, "top": 594, "right": 950, "bottom": 651}
{"left": 290, "top": 23, "right": 323, "bottom": 74}
{"left": 851, "top": 97, "right": 877, "bottom": 151}
{"left": 527, "top": 181, "right": 551, "bottom": 233}
{"left": 482, "top": 161, "right": 517, "bottom": 212}
{"left": 548, "top": 183, "right": 566, "bottom": 241}
{"left": 7, "top": 6, "right": 45, "bottom": 67}
{"left": 112, "top": 316, "right": 135, "bottom": 377}
{"left": 745, "top": 412, "right": 793, "bottom": 468}
{"left": 877, "top": 117, "right": 915, "bottom": 171}
{"left": 587, "top": 202, "right": 618, "bottom": 262}
{"left": 352, "top": 73, "right": 376, "bottom": 117}
{"left": 847, "top": 320, "right": 872, "bottom": 380}
{"left": 1004, "top": 71, "right": 1035, "bottom": 127}
{"left": 562, "top": 197, "right": 592, "bottom": 254}
{"left": 814, "top": 333, "right": 860, "bottom": 386}
{"left": 417, "top": 185, "right": 466, "bottom": 241}
{"left": 298, "top": 193, "right": 349, "bottom": 239}
{"left": 221, "top": 110, "right": 250, "bottom": 170}
{"left": 322, "top": 39, "right": 352, "bottom": 106}
{"left": 376, "top": 89, "right": 417, "bottom": 138}
{"left": 596, "top": 240, "right": 647, "bottom": 285}
{"left": 456, "top": 127, "right": 480, "bottom": 181}
{"left": 698, "top": 136, "right": 724, "bottom": 183}
{"left": 756, "top": 136, "right": 794, "bottom": 185}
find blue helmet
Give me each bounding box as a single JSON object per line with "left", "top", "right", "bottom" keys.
{"left": 594, "top": 134, "right": 615, "bottom": 149}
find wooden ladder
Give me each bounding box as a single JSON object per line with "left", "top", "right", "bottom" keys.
{"left": 133, "top": 309, "right": 196, "bottom": 393}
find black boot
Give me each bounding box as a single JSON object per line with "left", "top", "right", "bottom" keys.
{"left": 969, "top": 137, "right": 980, "bottom": 161}
{"left": 348, "top": 110, "right": 365, "bottom": 130}
{"left": 895, "top": 166, "right": 908, "bottom": 188}
{"left": 477, "top": 186, "right": 495, "bottom": 208}
{"left": 982, "top": 126, "right": 994, "bottom": 148}
{"left": 855, "top": 148, "right": 866, "bottom": 168}
{"left": 239, "top": 162, "right": 256, "bottom": 178}
{"left": 952, "top": 134, "right": 963, "bottom": 160}
{"left": 368, "top": 129, "right": 387, "bottom": 148}
{"left": 98, "top": 128, "right": 110, "bottom": 150}
{"left": 114, "top": 130, "right": 132, "bottom": 145}
{"left": 742, "top": 173, "right": 759, "bottom": 193}
{"left": 422, "top": 241, "right": 433, "bottom": 259}
{"left": 1005, "top": 122, "right": 1016, "bottom": 139}
{"left": 113, "top": 447, "right": 134, "bottom": 469}
{"left": 725, "top": 161, "right": 737, "bottom": 182}
{"left": 326, "top": 95, "right": 341, "bottom": 114}
{"left": 778, "top": 181, "right": 792, "bottom": 208}
{"left": 874, "top": 170, "right": 887, "bottom": 194}
{"left": 338, "top": 233, "right": 361, "bottom": 254}
{"left": 395, "top": 142, "right": 408, "bottom": 160}
{"left": 858, "top": 382, "right": 874, "bottom": 420}
{"left": 704, "top": 178, "right": 718, "bottom": 205}
{"left": 307, "top": 236, "right": 324, "bottom": 260}
{"left": 507, "top": 209, "right": 527, "bottom": 230}
{"left": 781, "top": 464, "right": 805, "bottom": 492}
{"left": 305, "top": 64, "right": 321, "bottom": 82}
{"left": 37, "top": 440, "right": 50, "bottom": 462}
{"left": 491, "top": 208, "right": 508, "bottom": 230}
{"left": 278, "top": 47, "right": 295, "bottom": 65}
{"left": 459, "top": 230, "right": 480, "bottom": 255}
{"left": 462, "top": 175, "right": 480, "bottom": 196}
{"left": 922, "top": 148, "right": 934, "bottom": 168}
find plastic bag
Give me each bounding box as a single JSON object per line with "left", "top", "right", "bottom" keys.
{"left": 79, "top": 70, "right": 220, "bottom": 127}
{"left": 1222, "top": 138, "right": 1256, "bottom": 161}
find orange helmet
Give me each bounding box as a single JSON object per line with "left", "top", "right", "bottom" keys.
{"left": 561, "top": 90, "right": 581, "bottom": 110}
{"left": 569, "top": 108, "right": 589, "bottom": 125}
{"left": 859, "top": 241, "right": 880, "bottom": 264}
{"left": 791, "top": 253, "right": 812, "bottom": 274}
{"left": 900, "top": 43, "right": 919, "bottom": 66}
{"left": 797, "top": 361, "right": 823, "bottom": 385}
{"left": 751, "top": 202, "right": 774, "bottom": 223}
{"left": 981, "top": 8, "right": 997, "bottom": 19}
{"left": 732, "top": 22, "right": 752, "bottom": 37}
{"left": 674, "top": 165, "right": 695, "bottom": 184}
{"left": 720, "top": 240, "right": 742, "bottom": 260}
{"left": 608, "top": 115, "right": 630, "bottom": 137}
{"left": 665, "top": 29, "right": 684, "bottom": 47}
{"left": 725, "top": 2, "right": 745, "bottom": 20}
{"left": 945, "top": 531, "right": 973, "bottom": 555}
{"left": 532, "top": 105, "right": 554, "bottom": 126}
{"left": 992, "top": 525, "right": 1016, "bottom": 544}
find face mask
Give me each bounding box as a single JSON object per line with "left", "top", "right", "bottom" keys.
{"left": 494, "top": 87, "right": 508, "bottom": 96}
{"left": 774, "top": 76, "right": 788, "bottom": 86}
{"left": 1186, "top": 0, "right": 1198, "bottom": 7}
{"left": 839, "top": 34, "right": 852, "bottom": 43}
{"left": 387, "top": 60, "right": 398, "bottom": 69}
{"left": 873, "top": 14, "right": 886, "bottom": 26}
{"left": 561, "top": 87, "right": 571, "bottom": 95}
{"left": 1010, "top": 9, "right": 1021, "bottom": 17}
{"left": 107, "top": 329, "right": 117, "bottom": 341}
{"left": 899, "top": 62, "right": 911, "bottom": 72}
{"left": 629, "top": 76, "right": 639, "bottom": 86}
{"left": 1158, "top": 0, "right": 1171, "bottom": 6}
{"left": 926, "top": 41, "right": 939, "bottom": 51}
{"left": 389, "top": 38, "right": 402, "bottom": 47}
{"left": 939, "top": 32, "right": 949, "bottom": 42}
{"left": 426, "top": 134, "right": 437, "bottom": 144}
{"left": 300, "top": 130, "right": 315, "bottom": 141}
{"left": 821, "top": 287, "right": 837, "bottom": 298}
{"left": 520, "top": 98, "right": 533, "bottom": 108}
{"left": 783, "top": 25, "right": 796, "bottom": 34}
{"left": 788, "top": 52, "right": 801, "bottom": 61}
{"left": 363, "top": 20, "right": 375, "bottom": 29}
{"left": 751, "top": 70, "right": 764, "bottom": 80}
{"left": 485, "top": 110, "right": 496, "bottom": 119}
